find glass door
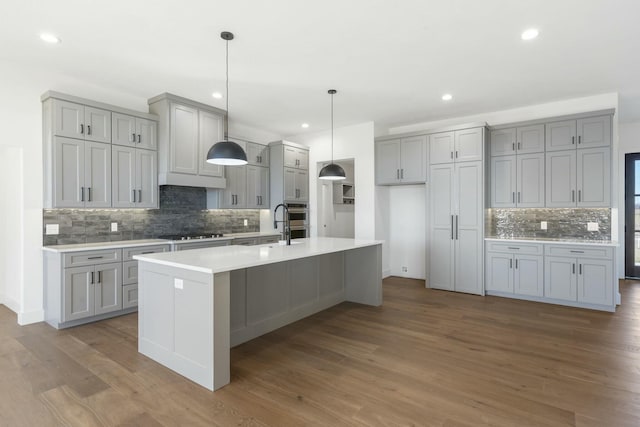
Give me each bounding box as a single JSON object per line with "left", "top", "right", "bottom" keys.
{"left": 625, "top": 153, "right": 640, "bottom": 277}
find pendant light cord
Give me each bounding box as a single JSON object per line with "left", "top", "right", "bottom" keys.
{"left": 330, "top": 91, "right": 334, "bottom": 162}
{"left": 224, "top": 38, "right": 229, "bottom": 140}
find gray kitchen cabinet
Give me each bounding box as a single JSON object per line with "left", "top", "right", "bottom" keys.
{"left": 544, "top": 257, "right": 578, "bottom": 301}
{"left": 219, "top": 166, "right": 247, "bottom": 208}
{"left": 112, "top": 146, "right": 158, "bottom": 208}
{"left": 121, "top": 244, "right": 169, "bottom": 309}
{"left": 486, "top": 250, "right": 543, "bottom": 297}
{"left": 579, "top": 259, "right": 614, "bottom": 306}
{"left": 375, "top": 135, "right": 427, "bottom": 185}
{"left": 546, "top": 116, "right": 611, "bottom": 151}
{"left": 63, "top": 261, "right": 122, "bottom": 322}
{"left": 490, "top": 125, "right": 544, "bottom": 156}
{"left": 94, "top": 262, "right": 122, "bottom": 315}
{"left": 112, "top": 112, "right": 157, "bottom": 150}
{"left": 485, "top": 252, "right": 513, "bottom": 293}
{"left": 53, "top": 99, "right": 111, "bottom": 143}
{"left": 148, "top": 93, "right": 227, "bottom": 188}
{"left": 490, "top": 155, "right": 516, "bottom": 208}
{"left": 122, "top": 285, "right": 138, "bottom": 309}
{"left": 430, "top": 128, "right": 483, "bottom": 165}
{"left": 429, "top": 160, "right": 484, "bottom": 295}
{"left": 53, "top": 137, "right": 111, "bottom": 208}
{"left": 233, "top": 237, "right": 259, "bottom": 246}
{"left": 270, "top": 140, "right": 310, "bottom": 207}
{"left": 516, "top": 153, "right": 545, "bottom": 208}
{"left": 246, "top": 142, "right": 270, "bottom": 167}
{"left": 246, "top": 165, "right": 269, "bottom": 208}
{"left": 546, "top": 147, "right": 609, "bottom": 208}
{"left": 514, "top": 255, "right": 544, "bottom": 296}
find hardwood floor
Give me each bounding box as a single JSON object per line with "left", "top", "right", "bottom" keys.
{"left": 2, "top": 277, "right": 640, "bottom": 426}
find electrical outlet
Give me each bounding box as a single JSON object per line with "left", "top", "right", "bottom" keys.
{"left": 402, "top": 266, "right": 408, "bottom": 272}
{"left": 111, "top": 222, "right": 118, "bottom": 232}
{"left": 174, "top": 278, "right": 184, "bottom": 290}
{"left": 540, "top": 221, "right": 547, "bottom": 230}
{"left": 45, "top": 224, "right": 59, "bottom": 235}
{"left": 244, "top": 219, "right": 248, "bottom": 227}
{"left": 587, "top": 222, "right": 599, "bottom": 231}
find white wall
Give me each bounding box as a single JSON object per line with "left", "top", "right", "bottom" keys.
{"left": 287, "top": 122, "right": 376, "bottom": 241}
{"left": 619, "top": 120, "right": 640, "bottom": 276}
{"left": 388, "top": 185, "right": 426, "bottom": 279}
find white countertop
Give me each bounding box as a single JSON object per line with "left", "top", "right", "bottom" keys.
{"left": 134, "top": 237, "right": 383, "bottom": 274}
{"left": 42, "top": 239, "right": 171, "bottom": 253}
{"left": 485, "top": 237, "right": 619, "bottom": 247}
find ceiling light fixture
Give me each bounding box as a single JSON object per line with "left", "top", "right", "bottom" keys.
{"left": 442, "top": 93, "right": 453, "bottom": 101}
{"left": 301, "top": 123, "right": 309, "bottom": 128}
{"left": 40, "top": 33, "right": 61, "bottom": 44}
{"left": 212, "top": 92, "right": 223, "bottom": 99}
{"left": 206, "top": 31, "right": 248, "bottom": 166}
{"left": 521, "top": 28, "right": 539, "bottom": 41}
{"left": 319, "top": 90, "right": 346, "bottom": 181}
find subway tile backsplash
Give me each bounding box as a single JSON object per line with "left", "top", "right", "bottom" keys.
{"left": 43, "top": 186, "right": 261, "bottom": 245}
{"left": 486, "top": 208, "right": 611, "bottom": 240}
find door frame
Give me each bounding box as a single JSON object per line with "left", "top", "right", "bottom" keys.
{"left": 624, "top": 153, "right": 640, "bottom": 278}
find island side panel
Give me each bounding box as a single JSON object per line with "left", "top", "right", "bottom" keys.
{"left": 345, "top": 244, "right": 383, "bottom": 306}
{"left": 138, "top": 260, "right": 230, "bottom": 391}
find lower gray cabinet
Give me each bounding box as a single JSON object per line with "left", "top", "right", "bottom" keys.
{"left": 63, "top": 261, "right": 122, "bottom": 322}
{"left": 121, "top": 244, "right": 170, "bottom": 308}
{"left": 94, "top": 263, "right": 122, "bottom": 315}
{"left": 123, "top": 284, "right": 138, "bottom": 309}
{"left": 544, "top": 255, "right": 613, "bottom": 306}
{"left": 485, "top": 244, "right": 543, "bottom": 297}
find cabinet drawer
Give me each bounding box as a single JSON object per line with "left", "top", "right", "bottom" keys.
{"left": 64, "top": 249, "right": 121, "bottom": 268}
{"left": 122, "top": 284, "right": 138, "bottom": 309}
{"left": 544, "top": 245, "right": 613, "bottom": 259}
{"left": 123, "top": 245, "right": 170, "bottom": 261}
{"left": 486, "top": 241, "right": 543, "bottom": 255}
{"left": 233, "top": 237, "right": 259, "bottom": 246}
{"left": 259, "top": 236, "right": 279, "bottom": 244}
{"left": 123, "top": 260, "right": 138, "bottom": 285}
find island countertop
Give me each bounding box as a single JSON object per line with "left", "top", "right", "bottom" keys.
{"left": 134, "top": 237, "right": 383, "bottom": 274}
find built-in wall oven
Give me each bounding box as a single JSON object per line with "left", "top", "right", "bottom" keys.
{"left": 286, "top": 203, "right": 308, "bottom": 239}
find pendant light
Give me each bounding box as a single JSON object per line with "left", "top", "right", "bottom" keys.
{"left": 319, "top": 89, "right": 346, "bottom": 180}
{"left": 206, "top": 31, "right": 248, "bottom": 166}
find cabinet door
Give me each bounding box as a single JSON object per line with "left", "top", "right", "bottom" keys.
{"left": 122, "top": 284, "right": 138, "bottom": 309}
{"left": 577, "top": 147, "right": 610, "bottom": 207}
{"left": 577, "top": 115, "right": 611, "bottom": 148}
{"left": 111, "top": 145, "right": 136, "bottom": 208}
{"left": 429, "top": 164, "right": 455, "bottom": 291}
{"left": 296, "top": 170, "right": 309, "bottom": 201}
{"left": 220, "top": 166, "right": 246, "bottom": 208}
{"left": 136, "top": 149, "right": 158, "bottom": 208}
{"left": 296, "top": 149, "right": 309, "bottom": 170}
{"left": 136, "top": 118, "right": 157, "bottom": 150}
{"left": 429, "top": 132, "right": 454, "bottom": 165}
{"left": 545, "top": 120, "right": 576, "bottom": 151}
{"left": 112, "top": 112, "right": 136, "bottom": 146}
{"left": 170, "top": 103, "right": 199, "bottom": 174}
{"left": 284, "top": 168, "right": 297, "bottom": 201}
{"left": 54, "top": 137, "right": 85, "bottom": 208}
{"left": 400, "top": 136, "right": 426, "bottom": 183}
{"left": 259, "top": 166, "right": 269, "bottom": 207}
{"left": 198, "top": 110, "right": 224, "bottom": 177}
{"left": 485, "top": 252, "right": 513, "bottom": 293}
{"left": 578, "top": 259, "right": 613, "bottom": 305}
{"left": 84, "top": 141, "right": 111, "bottom": 208}
{"left": 490, "top": 156, "right": 516, "bottom": 208}
{"left": 283, "top": 146, "right": 298, "bottom": 168}
{"left": 490, "top": 128, "right": 516, "bottom": 156}
{"left": 246, "top": 165, "right": 260, "bottom": 209}
{"left": 123, "top": 260, "right": 138, "bottom": 285}
{"left": 84, "top": 106, "right": 111, "bottom": 143}
{"left": 63, "top": 266, "right": 95, "bottom": 321}
{"left": 517, "top": 153, "right": 545, "bottom": 208}
{"left": 454, "top": 161, "right": 483, "bottom": 295}
{"left": 544, "top": 257, "right": 577, "bottom": 301}
{"left": 246, "top": 142, "right": 269, "bottom": 166}
{"left": 514, "top": 255, "right": 543, "bottom": 297}
{"left": 517, "top": 124, "right": 545, "bottom": 154}
{"left": 375, "top": 139, "right": 401, "bottom": 184}
{"left": 94, "top": 262, "right": 122, "bottom": 315}
{"left": 546, "top": 150, "right": 577, "bottom": 207}
{"left": 53, "top": 100, "right": 84, "bottom": 139}
{"left": 454, "top": 128, "right": 483, "bottom": 162}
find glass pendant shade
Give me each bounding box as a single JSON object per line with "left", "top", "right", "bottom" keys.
{"left": 206, "top": 140, "right": 247, "bottom": 165}
{"left": 319, "top": 162, "right": 346, "bottom": 180}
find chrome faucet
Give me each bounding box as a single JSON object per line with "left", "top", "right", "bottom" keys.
{"left": 273, "top": 203, "right": 291, "bottom": 245}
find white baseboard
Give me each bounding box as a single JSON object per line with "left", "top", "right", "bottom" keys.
{"left": 2, "top": 295, "right": 20, "bottom": 315}
{"left": 383, "top": 269, "right": 392, "bottom": 278}
{"left": 18, "top": 309, "right": 45, "bottom": 325}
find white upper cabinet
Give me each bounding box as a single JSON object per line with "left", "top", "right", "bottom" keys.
{"left": 112, "top": 113, "right": 157, "bottom": 150}
{"left": 577, "top": 115, "right": 611, "bottom": 148}
{"left": 284, "top": 146, "right": 308, "bottom": 170}
{"left": 546, "top": 150, "right": 577, "bottom": 207}
{"left": 84, "top": 141, "right": 111, "bottom": 208}
{"left": 516, "top": 153, "right": 545, "bottom": 208}
{"left": 198, "top": 110, "right": 224, "bottom": 177}
{"left": 136, "top": 149, "right": 157, "bottom": 208}
{"left": 546, "top": 120, "right": 577, "bottom": 152}
{"left": 490, "top": 128, "right": 517, "bottom": 156}
{"left": 577, "top": 147, "right": 610, "bottom": 207}
{"left": 136, "top": 118, "right": 157, "bottom": 150}
{"left": 490, "top": 156, "right": 516, "bottom": 208}
{"left": 429, "top": 128, "right": 483, "bottom": 165}
{"left": 246, "top": 142, "right": 269, "bottom": 167}
{"left": 429, "top": 132, "right": 455, "bottom": 164}
{"left": 170, "top": 103, "right": 199, "bottom": 175}
{"left": 53, "top": 100, "right": 111, "bottom": 143}
{"left": 517, "top": 124, "right": 545, "bottom": 154}
{"left": 375, "top": 136, "right": 427, "bottom": 185}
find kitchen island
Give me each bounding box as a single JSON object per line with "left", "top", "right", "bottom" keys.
{"left": 134, "top": 237, "right": 383, "bottom": 391}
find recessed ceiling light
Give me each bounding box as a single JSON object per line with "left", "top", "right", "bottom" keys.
{"left": 521, "top": 28, "right": 539, "bottom": 41}
{"left": 442, "top": 94, "right": 453, "bottom": 101}
{"left": 212, "top": 92, "right": 223, "bottom": 99}
{"left": 301, "top": 123, "right": 309, "bottom": 128}
{"left": 40, "top": 33, "right": 61, "bottom": 44}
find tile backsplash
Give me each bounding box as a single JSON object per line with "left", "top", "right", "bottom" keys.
{"left": 486, "top": 208, "right": 611, "bottom": 240}
{"left": 43, "top": 186, "right": 261, "bottom": 245}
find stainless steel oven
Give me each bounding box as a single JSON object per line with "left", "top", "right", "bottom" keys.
{"left": 286, "top": 203, "right": 308, "bottom": 239}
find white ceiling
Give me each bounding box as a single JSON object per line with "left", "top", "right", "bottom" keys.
{"left": 2, "top": 0, "right": 640, "bottom": 136}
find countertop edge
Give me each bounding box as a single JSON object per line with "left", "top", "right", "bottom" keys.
{"left": 484, "top": 237, "right": 619, "bottom": 247}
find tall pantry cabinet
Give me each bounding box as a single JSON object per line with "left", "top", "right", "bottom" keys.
{"left": 428, "top": 127, "right": 485, "bottom": 295}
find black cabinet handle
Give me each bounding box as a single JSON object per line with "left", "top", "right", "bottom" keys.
{"left": 132, "top": 189, "right": 136, "bottom": 203}
{"left": 570, "top": 250, "right": 584, "bottom": 254}
{"left": 579, "top": 264, "right": 582, "bottom": 275}
{"left": 132, "top": 133, "right": 136, "bottom": 142}
{"left": 81, "top": 187, "right": 85, "bottom": 202}
{"left": 573, "top": 263, "right": 576, "bottom": 274}
{"left": 138, "top": 189, "right": 142, "bottom": 203}
{"left": 91, "top": 271, "right": 94, "bottom": 284}
{"left": 141, "top": 251, "right": 155, "bottom": 254}
{"left": 507, "top": 247, "right": 520, "bottom": 250}
{"left": 88, "top": 187, "right": 92, "bottom": 202}
{"left": 87, "top": 256, "right": 103, "bottom": 260}
{"left": 515, "top": 259, "right": 518, "bottom": 269}
{"left": 97, "top": 271, "right": 101, "bottom": 283}
{"left": 87, "top": 125, "right": 91, "bottom": 135}
{"left": 80, "top": 124, "right": 84, "bottom": 134}
{"left": 509, "top": 258, "right": 512, "bottom": 269}
{"left": 451, "top": 215, "right": 454, "bottom": 240}
{"left": 138, "top": 134, "right": 141, "bottom": 143}
{"left": 572, "top": 136, "right": 575, "bottom": 145}
{"left": 578, "top": 135, "right": 581, "bottom": 144}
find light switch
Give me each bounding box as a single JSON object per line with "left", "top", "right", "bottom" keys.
{"left": 111, "top": 222, "right": 118, "bottom": 232}
{"left": 174, "top": 278, "right": 184, "bottom": 290}
{"left": 540, "top": 221, "right": 547, "bottom": 230}
{"left": 45, "top": 224, "right": 59, "bottom": 235}
{"left": 587, "top": 222, "right": 599, "bottom": 231}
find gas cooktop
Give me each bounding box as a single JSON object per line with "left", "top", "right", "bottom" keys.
{"left": 159, "top": 233, "right": 225, "bottom": 241}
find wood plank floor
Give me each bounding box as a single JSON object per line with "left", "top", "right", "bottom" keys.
{"left": 2, "top": 277, "right": 640, "bottom": 426}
